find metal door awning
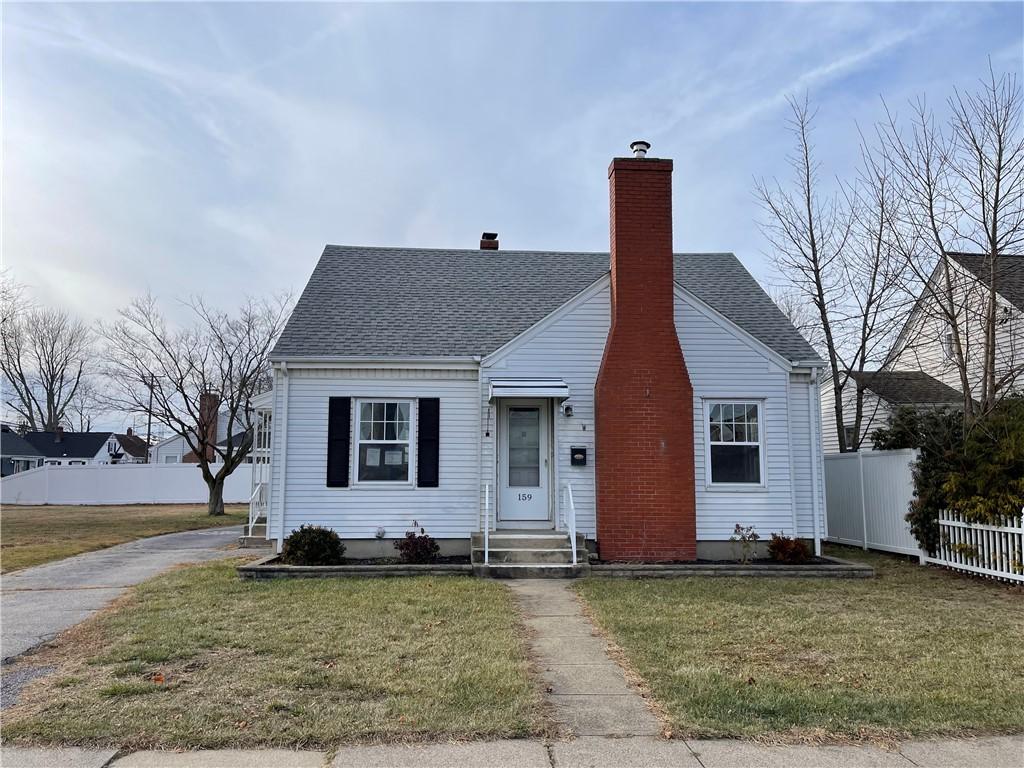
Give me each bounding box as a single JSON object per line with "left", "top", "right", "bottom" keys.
{"left": 488, "top": 379, "right": 570, "bottom": 401}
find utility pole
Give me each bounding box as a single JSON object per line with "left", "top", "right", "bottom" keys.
{"left": 145, "top": 373, "right": 154, "bottom": 463}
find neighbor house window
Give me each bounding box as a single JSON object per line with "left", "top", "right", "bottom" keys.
{"left": 355, "top": 400, "right": 412, "bottom": 483}
{"left": 163, "top": 455, "right": 179, "bottom": 464}
{"left": 707, "top": 401, "right": 763, "bottom": 485}
{"left": 942, "top": 328, "right": 955, "bottom": 360}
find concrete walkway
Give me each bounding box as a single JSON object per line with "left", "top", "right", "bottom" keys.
{"left": 2, "top": 735, "right": 1021, "bottom": 767}
{"left": 506, "top": 579, "right": 662, "bottom": 738}
{"left": 1, "top": 526, "right": 243, "bottom": 663}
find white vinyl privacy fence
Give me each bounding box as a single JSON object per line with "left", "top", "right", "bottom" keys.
{"left": 0, "top": 463, "right": 253, "bottom": 506}
{"left": 824, "top": 449, "right": 920, "bottom": 556}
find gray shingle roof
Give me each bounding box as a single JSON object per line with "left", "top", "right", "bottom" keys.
{"left": 115, "top": 433, "right": 150, "bottom": 459}
{"left": 272, "top": 246, "right": 821, "bottom": 364}
{"left": 23, "top": 431, "right": 112, "bottom": 460}
{"left": 1, "top": 428, "right": 44, "bottom": 458}
{"left": 850, "top": 371, "right": 964, "bottom": 406}
{"left": 948, "top": 252, "right": 1024, "bottom": 311}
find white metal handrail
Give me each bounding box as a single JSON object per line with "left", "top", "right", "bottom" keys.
{"left": 563, "top": 482, "right": 578, "bottom": 565}
{"left": 484, "top": 483, "right": 492, "bottom": 565}
{"left": 247, "top": 481, "right": 267, "bottom": 536}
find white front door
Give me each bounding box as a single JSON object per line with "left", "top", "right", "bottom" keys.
{"left": 498, "top": 400, "right": 552, "bottom": 526}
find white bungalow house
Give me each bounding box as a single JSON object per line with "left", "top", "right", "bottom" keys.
{"left": 253, "top": 144, "right": 827, "bottom": 571}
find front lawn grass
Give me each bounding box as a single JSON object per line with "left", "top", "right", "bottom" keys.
{"left": 2, "top": 560, "right": 542, "bottom": 749}
{"left": 0, "top": 504, "right": 247, "bottom": 572}
{"left": 575, "top": 546, "right": 1024, "bottom": 742}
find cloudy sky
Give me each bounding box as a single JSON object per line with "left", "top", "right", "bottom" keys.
{"left": 4, "top": 1, "right": 1023, "bottom": 328}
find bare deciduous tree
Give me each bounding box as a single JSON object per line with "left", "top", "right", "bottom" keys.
{"left": 758, "top": 96, "right": 909, "bottom": 451}
{"left": 839, "top": 139, "right": 911, "bottom": 449}
{"left": 756, "top": 95, "right": 854, "bottom": 449}
{"left": 0, "top": 277, "right": 94, "bottom": 432}
{"left": 101, "top": 294, "right": 290, "bottom": 516}
{"left": 66, "top": 378, "right": 103, "bottom": 432}
{"left": 879, "top": 66, "right": 1024, "bottom": 424}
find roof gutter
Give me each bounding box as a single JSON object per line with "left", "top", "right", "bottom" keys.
{"left": 269, "top": 356, "right": 480, "bottom": 370}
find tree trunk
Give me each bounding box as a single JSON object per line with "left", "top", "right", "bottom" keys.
{"left": 207, "top": 476, "right": 226, "bottom": 516}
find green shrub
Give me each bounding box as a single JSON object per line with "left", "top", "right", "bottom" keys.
{"left": 394, "top": 527, "right": 440, "bottom": 564}
{"left": 873, "top": 397, "right": 1024, "bottom": 553}
{"left": 281, "top": 525, "right": 346, "bottom": 566}
{"left": 942, "top": 396, "right": 1024, "bottom": 525}
{"left": 767, "top": 533, "right": 811, "bottom": 564}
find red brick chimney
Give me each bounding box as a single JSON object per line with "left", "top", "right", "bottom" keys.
{"left": 594, "top": 141, "right": 697, "bottom": 562}
{"left": 198, "top": 392, "right": 220, "bottom": 462}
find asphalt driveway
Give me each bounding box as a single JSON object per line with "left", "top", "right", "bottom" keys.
{"left": 1, "top": 526, "right": 243, "bottom": 663}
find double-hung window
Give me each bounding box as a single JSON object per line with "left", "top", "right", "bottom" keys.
{"left": 355, "top": 400, "right": 413, "bottom": 483}
{"left": 707, "top": 401, "right": 763, "bottom": 485}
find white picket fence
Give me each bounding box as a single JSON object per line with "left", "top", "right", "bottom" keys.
{"left": 824, "top": 449, "right": 920, "bottom": 555}
{"left": 0, "top": 463, "right": 253, "bottom": 506}
{"left": 922, "top": 509, "right": 1024, "bottom": 583}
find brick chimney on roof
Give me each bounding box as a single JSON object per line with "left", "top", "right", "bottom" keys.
{"left": 594, "top": 141, "right": 697, "bottom": 562}
{"left": 198, "top": 392, "right": 220, "bottom": 462}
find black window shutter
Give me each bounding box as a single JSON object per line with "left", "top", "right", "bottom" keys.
{"left": 326, "top": 397, "right": 351, "bottom": 487}
{"left": 417, "top": 398, "right": 440, "bottom": 488}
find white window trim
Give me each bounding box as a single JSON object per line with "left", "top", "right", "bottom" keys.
{"left": 702, "top": 398, "right": 767, "bottom": 491}
{"left": 352, "top": 398, "right": 416, "bottom": 487}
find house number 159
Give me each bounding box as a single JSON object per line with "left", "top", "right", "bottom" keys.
{"left": 517, "top": 493, "right": 533, "bottom": 501}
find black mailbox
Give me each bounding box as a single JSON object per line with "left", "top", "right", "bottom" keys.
{"left": 570, "top": 446, "right": 587, "bottom": 466}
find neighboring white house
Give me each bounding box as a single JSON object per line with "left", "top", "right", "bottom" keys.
{"left": 254, "top": 146, "right": 828, "bottom": 563}
{"left": 890, "top": 252, "right": 1023, "bottom": 399}
{"left": 821, "top": 252, "right": 1023, "bottom": 453}
{"left": 820, "top": 371, "right": 964, "bottom": 453}
{"left": 148, "top": 410, "right": 248, "bottom": 464}
{"left": 21, "top": 428, "right": 139, "bottom": 466}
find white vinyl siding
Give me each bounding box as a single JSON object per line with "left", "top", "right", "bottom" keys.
{"left": 267, "top": 367, "right": 479, "bottom": 542}
{"left": 483, "top": 275, "right": 824, "bottom": 541}
{"left": 682, "top": 295, "right": 809, "bottom": 539}
{"left": 820, "top": 377, "right": 893, "bottom": 454}
{"left": 480, "top": 279, "right": 611, "bottom": 539}
{"left": 889, "top": 260, "right": 1021, "bottom": 400}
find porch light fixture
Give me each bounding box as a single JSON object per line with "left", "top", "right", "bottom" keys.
{"left": 562, "top": 403, "right": 574, "bottom": 417}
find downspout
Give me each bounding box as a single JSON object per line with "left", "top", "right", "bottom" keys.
{"left": 808, "top": 368, "right": 822, "bottom": 556}
{"left": 474, "top": 356, "right": 483, "bottom": 534}
{"left": 276, "top": 361, "right": 290, "bottom": 552}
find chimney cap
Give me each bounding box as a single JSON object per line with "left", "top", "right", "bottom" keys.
{"left": 629, "top": 140, "right": 651, "bottom": 158}
{"left": 481, "top": 232, "right": 498, "bottom": 241}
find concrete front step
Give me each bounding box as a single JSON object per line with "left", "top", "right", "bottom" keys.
{"left": 474, "top": 563, "right": 590, "bottom": 579}
{"left": 471, "top": 532, "right": 584, "bottom": 550}
{"left": 473, "top": 547, "right": 574, "bottom": 565}
{"left": 238, "top": 535, "right": 273, "bottom": 549}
